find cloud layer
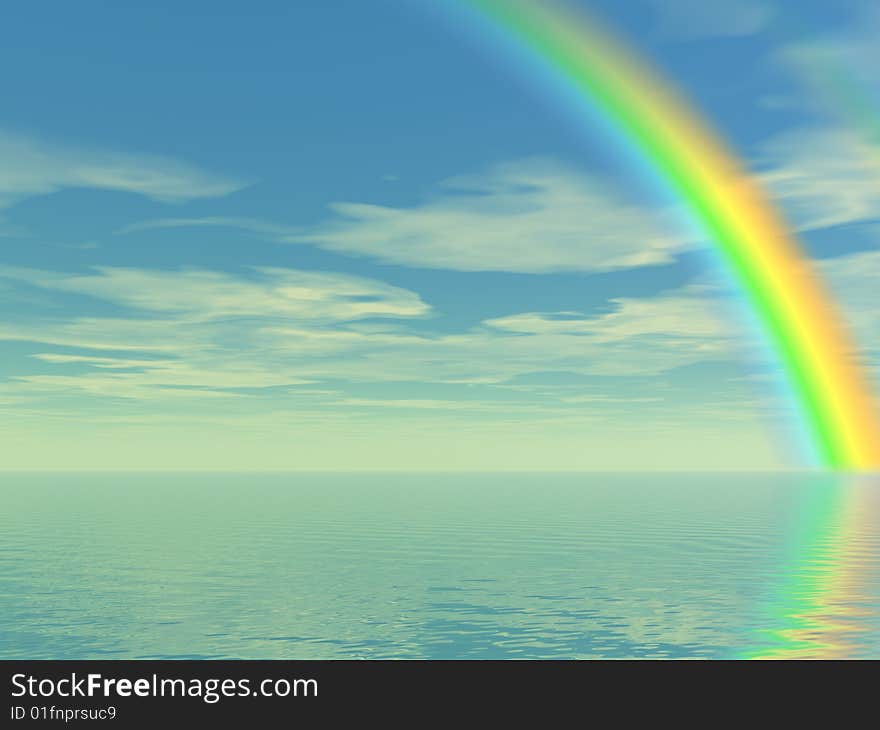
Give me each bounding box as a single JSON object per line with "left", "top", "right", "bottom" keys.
{"left": 0, "top": 263, "right": 741, "bottom": 408}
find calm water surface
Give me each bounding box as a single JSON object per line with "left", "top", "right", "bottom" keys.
{"left": 2, "top": 473, "right": 879, "bottom": 659}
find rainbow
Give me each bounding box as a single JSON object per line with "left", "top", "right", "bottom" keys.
{"left": 451, "top": 0, "right": 880, "bottom": 469}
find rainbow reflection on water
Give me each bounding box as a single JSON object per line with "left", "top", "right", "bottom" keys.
{"left": 743, "top": 476, "right": 880, "bottom": 658}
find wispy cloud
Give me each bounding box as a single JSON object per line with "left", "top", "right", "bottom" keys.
{"left": 0, "top": 129, "right": 248, "bottom": 208}
{"left": 649, "top": 0, "right": 775, "bottom": 39}
{"left": 758, "top": 126, "right": 880, "bottom": 231}
{"left": 115, "top": 216, "right": 295, "bottom": 237}
{"left": 479, "top": 284, "right": 736, "bottom": 376}
{"left": 819, "top": 246, "right": 880, "bottom": 362}
{"left": 0, "top": 265, "right": 430, "bottom": 400}
{"left": 777, "top": 9, "right": 880, "bottom": 96}
{"left": 485, "top": 284, "right": 726, "bottom": 343}
{"left": 0, "top": 265, "right": 428, "bottom": 322}
{"left": 291, "top": 159, "right": 686, "bottom": 273}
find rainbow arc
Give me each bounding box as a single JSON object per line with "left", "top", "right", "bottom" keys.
{"left": 456, "top": 0, "right": 880, "bottom": 469}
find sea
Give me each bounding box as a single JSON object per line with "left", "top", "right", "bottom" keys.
{"left": 2, "top": 472, "right": 879, "bottom": 659}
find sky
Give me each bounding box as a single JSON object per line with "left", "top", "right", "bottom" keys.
{"left": 1, "top": 0, "right": 879, "bottom": 471}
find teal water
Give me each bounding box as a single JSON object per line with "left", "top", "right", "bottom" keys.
{"left": 2, "top": 473, "right": 880, "bottom": 659}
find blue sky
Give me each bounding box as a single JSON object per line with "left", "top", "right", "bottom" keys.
{"left": 2, "top": 0, "right": 879, "bottom": 470}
